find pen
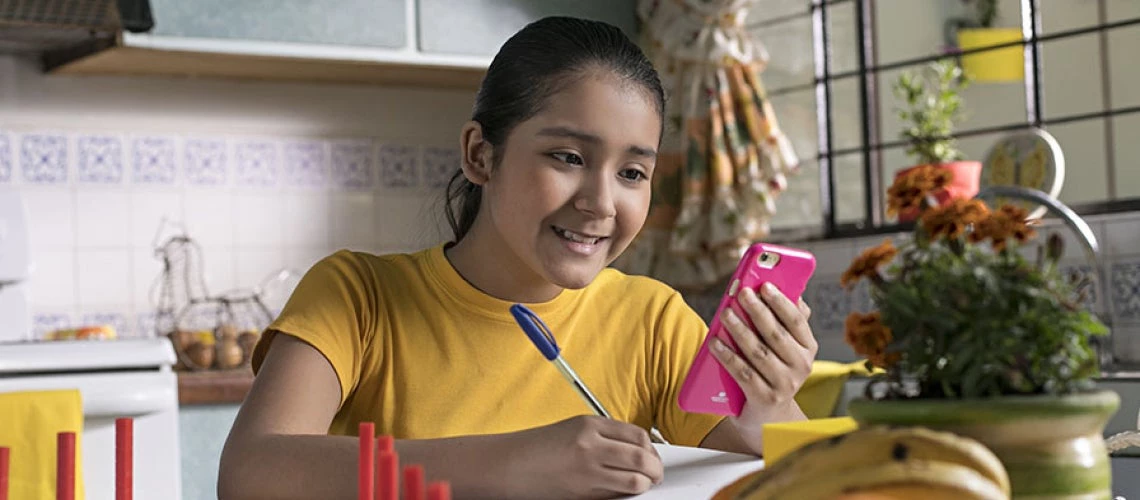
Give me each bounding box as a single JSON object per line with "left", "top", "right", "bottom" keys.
{"left": 510, "top": 304, "right": 667, "bottom": 445}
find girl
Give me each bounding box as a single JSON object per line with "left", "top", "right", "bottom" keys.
{"left": 218, "top": 16, "right": 817, "bottom": 500}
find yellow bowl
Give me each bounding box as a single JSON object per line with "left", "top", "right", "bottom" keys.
{"left": 762, "top": 416, "right": 858, "bottom": 465}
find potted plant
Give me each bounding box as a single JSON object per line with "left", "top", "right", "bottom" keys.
{"left": 891, "top": 59, "right": 982, "bottom": 223}
{"left": 841, "top": 168, "right": 1120, "bottom": 499}
{"left": 950, "top": 0, "right": 1025, "bottom": 82}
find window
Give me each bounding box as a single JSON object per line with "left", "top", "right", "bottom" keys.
{"left": 752, "top": 0, "right": 1140, "bottom": 239}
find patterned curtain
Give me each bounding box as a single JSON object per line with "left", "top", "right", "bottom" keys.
{"left": 613, "top": 0, "right": 801, "bottom": 292}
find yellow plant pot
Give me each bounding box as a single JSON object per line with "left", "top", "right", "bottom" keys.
{"left": 958, "top": 28, "right": 1024, "bottom": 83}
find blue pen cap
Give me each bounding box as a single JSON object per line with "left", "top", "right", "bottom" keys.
{"left": 509, "top": 304, "right": 561, "bottom": 361}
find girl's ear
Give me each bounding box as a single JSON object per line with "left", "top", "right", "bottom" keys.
{"left": 460, "top": 120, "right": 493, "bottom": 186}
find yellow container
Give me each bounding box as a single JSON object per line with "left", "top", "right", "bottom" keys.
{"left": 762, "top": 416, "right": 858, "bottom": 465}
{"left": 958, "top": 28, "right": 1025, "bottom": 82}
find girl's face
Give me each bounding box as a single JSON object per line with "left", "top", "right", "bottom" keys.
{"left": 477, "top": 73, "right": 661, "bottom": 290}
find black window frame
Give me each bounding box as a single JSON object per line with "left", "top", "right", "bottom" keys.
{"left": 754, "top": 0, "right": 1140, "bottom": 239}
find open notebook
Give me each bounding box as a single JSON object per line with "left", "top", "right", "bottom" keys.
{"left": 629, "top": 444, "right": 764, "bottom": 499}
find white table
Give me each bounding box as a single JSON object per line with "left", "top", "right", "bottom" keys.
{"left": 629, "top": 444, "right": 764, "bottom": 498}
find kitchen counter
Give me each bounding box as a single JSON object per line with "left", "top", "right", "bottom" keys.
{"left": 177, "top": 369, "right": 254, "bottom": 405}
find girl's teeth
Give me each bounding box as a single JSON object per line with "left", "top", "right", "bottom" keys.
{"left": 556, "top": 227, "right": 600, "bottom": 244}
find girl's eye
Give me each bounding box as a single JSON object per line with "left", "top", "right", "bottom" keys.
{"left": 620, "top": 168, "right": 648, "bottom": 182}
{"left": 551, "top": 152, "right": 584, "bottom": 165}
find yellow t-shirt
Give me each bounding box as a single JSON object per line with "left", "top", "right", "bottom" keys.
{"left": 251, "top": 244, "right": 724, "bottom": 447}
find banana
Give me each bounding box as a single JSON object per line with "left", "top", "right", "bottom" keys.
{"left": 755, "top": 460, "right": 1008, "bottom": 499}
{"left": 717, "top": 426, "right": 1010, "bottom": 500}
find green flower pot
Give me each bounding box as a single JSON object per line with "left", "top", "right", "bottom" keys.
{"left": 847, "top": 389, "right": 1120, "bottom": 499}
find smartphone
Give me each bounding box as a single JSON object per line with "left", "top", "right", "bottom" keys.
{"left": 677, "top": 243, "right": 817, "bottom": 417}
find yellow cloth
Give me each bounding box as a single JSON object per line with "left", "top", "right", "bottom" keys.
{"left": 793, "top": 360, "right": 878, "bottom": 419}
{"left": 0, "top": 389, "right": 85, "bottom": 500}
{"left": 252, "top": 244, "right": 724, "bottom": 446}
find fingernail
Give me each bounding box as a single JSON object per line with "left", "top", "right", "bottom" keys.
{"left": 742, "top": 287, "right": 759, "bottom": 304}
{"left": 722, "top": 308, "right": 738, "bottom": 324}
{"left": 762, "top": 282, "right": 778, "bottom": 297}
{"left": 713, "top": 338, "right": 727, "bottom": 352}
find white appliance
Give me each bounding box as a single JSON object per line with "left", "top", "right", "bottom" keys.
{"left": 0, "top": 339, "right": 183, "bottom": 499}
{"left": 0, "top": 188, "right": 32, "bottom": 343}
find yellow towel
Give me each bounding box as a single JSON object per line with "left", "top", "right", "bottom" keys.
{"left": 0, "top": 389, "right": 85, "bottom": 500}
{"left": 794, "top": 360, "right": 878, "bottom": 419}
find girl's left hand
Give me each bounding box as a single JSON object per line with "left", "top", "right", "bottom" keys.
{"left": 709, "top": 282, "right": 817, "bottom": 442}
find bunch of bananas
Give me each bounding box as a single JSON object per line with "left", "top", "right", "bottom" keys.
{"left": 713, "top": 426, "right": 1010, "bottom": 500}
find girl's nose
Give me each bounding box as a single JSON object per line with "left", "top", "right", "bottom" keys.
{"left": 574, "top": 177, "right": 617, "bottom": 219}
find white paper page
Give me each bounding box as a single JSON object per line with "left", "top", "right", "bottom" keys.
{"left": 626, "top": 444, "right": 765, "bottom": 499}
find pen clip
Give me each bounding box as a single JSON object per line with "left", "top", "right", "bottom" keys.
{"left": 510, "top": 304, "right": 561, "bottom": 361}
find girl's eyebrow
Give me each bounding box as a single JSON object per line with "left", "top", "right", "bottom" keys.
{"left": 536, "top": 126, "right": 657, "bottom": 158}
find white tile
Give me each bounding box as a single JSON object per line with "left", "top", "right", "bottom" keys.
{"left": 132, "top": 246, "right": 165, "bottom": 310}
{"left": 331, "top": 192, "right": 376, "bottom": 250}
{"left": 233, "top": 193, "right": 284, "bottom": 247}
{"left": 129, "top": 190, "right": 184, "bottom": 249}
{"left": 281, "top": 192, "right": 331, "bottom": 248}
{"left": 284, "top": 246, "right": 335, "bottom": 276}
{"left": 23, "top": 187, "right": 74, "bottom": 250}
{"left": 374, "top": 193, "right": 449, "bottom": 249}
{"left": 197, "top": 245, "right": 237, "bottom": 296}
{"left": 75, "top": 190, "right": 130, "bottom": 248}
{"left": 235, "top": 248, "right": 286, "bottom": 291}
{"left": 1104, "top": 215, "right": 1140, "bottom": 258}
{"left": 802, "top": 239, "right": 854, "bottom": 276}
{"left": 76, "top": 249, "right": 131, "bottom": 307}
{"left": 27, "top": 249, "right": 75, "bottom": 308}
{"left": 183, "top": 189, "right": 234, "bottom": 247}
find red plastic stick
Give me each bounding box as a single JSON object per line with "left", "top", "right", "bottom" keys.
{"left": 376, "top": 450, "right": 398, "bottom": 500}
{"left": 0, "top": 446, "right": 10, "bottom": 500}
{"left": 57, "top": 432, "right": 76, "bottom": 500}
{"left": 116, "top": 418, "right": 133, "bottom": 500}
{"left": 377, "top": 435, "right": 394, "bottom": 455}
{"left": 402, "top": 465, "right": 424, "bottom": 500}
{"left": 427, "top": 482, "right": 451, "bottom": 500}
{"left": 359, "top": 422, "right": 375, "bottom": 500}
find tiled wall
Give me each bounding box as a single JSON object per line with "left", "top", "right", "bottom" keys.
{"left": 683, "top": 212, "right": 1140, "bottom": 366}
{"left": 1, "top": 54, "right": 465, "bottom": 340}
{"left": 15, "top": 130, "right": 458, "bottom": 339}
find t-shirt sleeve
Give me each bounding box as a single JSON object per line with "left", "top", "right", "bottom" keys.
{"left": 652, "top": 291, "right": 726, "bottom": 446}
{"left": 251, "top": 250, "right": 379, "bottom": 407}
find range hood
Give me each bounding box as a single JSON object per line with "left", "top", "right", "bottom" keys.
{"left": 0, "top": 0, "right": 152, "bottom": 55}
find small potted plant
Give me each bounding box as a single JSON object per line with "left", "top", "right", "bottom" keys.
{"left": 950, "top": 0, "right": 1025, "bottom": 83}
{"left": 841, "top": 167, "right": 1120, "bottom": 498}
{"left": 891, "top": 59, "right": 981, "bottom": 223}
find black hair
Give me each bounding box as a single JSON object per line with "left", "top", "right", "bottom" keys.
{"left": 444, "top": 16, "right": 665, "bottom": 242}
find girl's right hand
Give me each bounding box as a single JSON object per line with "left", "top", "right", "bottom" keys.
{"left": 504, "top": 415, "right": 664, "bottom": 499}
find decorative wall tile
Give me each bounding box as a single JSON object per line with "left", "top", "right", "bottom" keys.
{"left": 32, "top": 312, "right": 72, "bottom": 339}
{"left": 21, "top": 134, "right": 68, "bottom": 184}
{"left": 77, "top": 135, "right": 124, "bottom": 184}
{"left": 80, "top": 311, "right": 132, "bottom": 337}
{"left": 1059, "top": 263, "right": 1101, "bottom": 313}
{"left": 0, "top": 131, "right": 12, "bottom": 182}
{"left": 803, "top": 276, "right": 850, "bottom": 332}
{"left": 378, "top": 144, "right": 418, "bottom": 188}
{"left": 1111, "top": 260, "right": 1140, "bottom": 321}
{"left": 422, "top": 146, "right": 459, "bottom": 189}
{"left": 132, "top": 136, "right": 177, "bottom": 184}
{"left": 235, "top": 141, "right": 278, "bottom": 187}
{"left": 185, "top": 138, "right": 228, "bottom": 186}
{"left": 330, "top": 140, "right": 373, "bottom": 190}
{"left": 136, "top": 311, "right": 160, "bottom": 338}
{"left": 283, "top": 140, "right": 327, "bottom": 188}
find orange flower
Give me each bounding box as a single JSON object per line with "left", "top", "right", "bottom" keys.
{"left": 841, "top": 239, "right": 898, "bottom": 288}
{"left": 886, "top": 166, "right": 954, "bottom": 216}
{"left": 844, "top": 311, "right": 898, "bottom": 369}
{"left": 969, "top": 204, "right": 1038, "bottom": 251}
{"left": 919, "top": 198, "right": 990, "bottom": 240}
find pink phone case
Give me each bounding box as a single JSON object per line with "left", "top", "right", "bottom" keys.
{"left": 677, "top": 243, "right": 817, "bottom": 417}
